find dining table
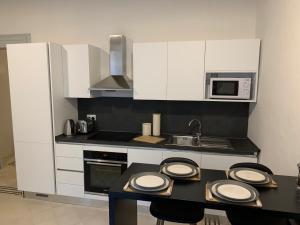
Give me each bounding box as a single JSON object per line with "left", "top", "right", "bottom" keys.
{"left": 109, "top": 163, "right": 300, "bottom": 225}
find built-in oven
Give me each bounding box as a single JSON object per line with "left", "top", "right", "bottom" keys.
{"left": 84, "top": 151, "right": 127, "bottom": 194}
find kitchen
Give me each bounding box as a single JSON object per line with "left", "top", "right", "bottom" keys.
{"left": 0, "top": 0, "right": 299, "bottom": 225}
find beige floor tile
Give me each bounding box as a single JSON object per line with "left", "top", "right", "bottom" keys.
{"left": 0, "top": 193, "right": 230, "bottom": 225}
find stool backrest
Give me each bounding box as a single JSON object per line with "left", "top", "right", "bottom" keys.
{"left": 230, "top": 162, "right": 273, "bottom": 175}
{"left": 161, "top": 157, "right": 199, "bottom": 167}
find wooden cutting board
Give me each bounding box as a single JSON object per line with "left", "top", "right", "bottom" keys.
{"left": 133, "top": 135, "right": 165, "bottom": 144}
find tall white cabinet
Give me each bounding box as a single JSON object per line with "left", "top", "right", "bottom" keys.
{"left": 7, "top": 43, "right": 77, "bottom": 194}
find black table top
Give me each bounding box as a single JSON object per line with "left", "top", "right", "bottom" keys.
{"left": 109, "top": 163, "right": 300, "bottom": 219}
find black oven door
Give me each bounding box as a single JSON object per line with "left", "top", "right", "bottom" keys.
{"left": 84, "top": 160, "right": 127, "bottom": 194}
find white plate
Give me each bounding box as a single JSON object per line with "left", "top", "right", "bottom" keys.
{"left": 166, "top": 164, "right": 193, "bottom": 176}
{"left": 217, "top": 184, "right": 252, "bottom": 200}
{"left": 235, "top": 170, "right": 266, "bottom": 182}
{"left": 135, "top": 175, "right": 165, "bottom": 189}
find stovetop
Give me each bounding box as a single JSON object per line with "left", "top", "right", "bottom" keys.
{"left": 88, "top": 131, "right": 139, "bottom": 142}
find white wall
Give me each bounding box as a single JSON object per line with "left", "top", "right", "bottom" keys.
{"left": 248, "top": 0, "right": 300, "bottom": 176}
{"left": 0, "top": 0, "right": 256, "bottom": 49}
{"left": 0, "top": 48, "right": 14, "bottom": 165}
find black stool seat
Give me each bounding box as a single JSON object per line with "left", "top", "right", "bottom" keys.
{"left": 149, "top": 157, "right": 204, "bottom": 225}
{"left": 150, "top": 201, "right": 204, "bottom": 224}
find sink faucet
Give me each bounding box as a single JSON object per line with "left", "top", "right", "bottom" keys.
{"left": 188, "top": 119, "right": 202, "bottom": 140}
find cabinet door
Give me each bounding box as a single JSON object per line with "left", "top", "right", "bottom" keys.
{"left": 14, "top": 142, "right": 55, "bottom": 194}
{"left": 128, "top": 148, "right": 163, "bottom": 167}
{"left": 201, "top": 153, "right": 257, "bottom": 171}
{"left": 7, "top": 43, "right": 53, "bottom": 143}
{"left": 167, "top": 41, "right": 205, "bottom": 101}
{"left": 64, "top": 45, "right": 91, "bottom": 98}
{"left": 205, "top": 39, "right": 260, "bottom": 72}
{"left": 162, "top": 150, "right": 202, "bottom": 167}
{"left": 133, "top": 42, "right": 168, "bottom": 100}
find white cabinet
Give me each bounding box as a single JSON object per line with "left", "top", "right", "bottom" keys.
{"left": 167, "top": 41, "right": 205, "bottom": 101}
{"left": 133, "top": 41, "right": 205, "bottom": 101}
{"left": 7, "top": 43, "right": 77, "bottom": 194}
{"left": 128, "top": 148, "right": 163, "bottom": 166}
{"left": 133, "top": 42, "right": 168, "bottom": 100}
{"left": 57, "top": 183, "right": 84, "bottom": 198}
{"left": 162, "top": 150, "right": 202, "bottom": 167}
{"left": 64, "top": 44, "right": 103, "bottom": 98}
{"left": 205, "top": 39, "right": 260, "bottom": 72}
{"left": 14, "top": 142, "right": 55, "bottom": 194}
{"left": 201, "top": 153, "right": 257, "bottom": 171}
{"left": 7, "top": 43, "right": 53, "bottom": 144}
{"left": 55, "top": 144, "right": 84, "bottom": 197}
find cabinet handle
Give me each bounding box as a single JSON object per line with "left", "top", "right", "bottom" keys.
{"left": 57, "top": 168, "right": 83, "bottom": 173}
{"left": 86, "top": 161, "right": 122, "bottom": 167}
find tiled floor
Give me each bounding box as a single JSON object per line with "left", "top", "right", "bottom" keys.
{"left": 0, "top": 193, "right": 230, "bottom": 225}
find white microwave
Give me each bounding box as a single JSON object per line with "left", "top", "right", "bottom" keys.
{"left": 209, "top": 78, "right": 251, "bottom": 100}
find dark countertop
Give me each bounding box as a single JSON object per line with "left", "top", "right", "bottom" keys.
{"left": 109, "top": 163, "right": 300, "bottom": 219}
{"left": 55, "top": 131, "right": 260, "bottom": 156}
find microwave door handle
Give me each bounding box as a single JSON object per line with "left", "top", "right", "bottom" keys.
{"left": 86, "top": 161, "right": 122, "bottom": 167}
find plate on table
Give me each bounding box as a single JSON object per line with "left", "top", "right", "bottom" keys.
{"left": 161, "top": 162, "right": 198, "bottom": 178}
{"left": 229, "top": 168, "right": 271, "bottom": 185}
{"left": 210, "top": 180, "right": 259, "bottom": 203}
{"left": 129, "top": 172, "right": 171, "bottom": 192}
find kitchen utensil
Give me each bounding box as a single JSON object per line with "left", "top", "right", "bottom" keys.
{"left": 142, "top": 123, "right": 152, "bottom": 136}
{"left": 129, "top": 172, "right": 170, "bottom": 192}
{"left": 161, "top": 162, "right": 198, "bottom": 178}
{"left": 153, "top": 113, "right": 161, "bottom": 136}
{"left": 228, "top": 168, "right": 270, "bottom": 185}
{"left": 77, "top": 119, "right": 94, "bottom": 134}
{"left": 210, "top": 180, "right": 259, "bottom": 203}
{"left": 63, "top": 119, "right": 76, "bottom": 136}
{"left": 133, "top": 135, "right": 165, "bottom": 144}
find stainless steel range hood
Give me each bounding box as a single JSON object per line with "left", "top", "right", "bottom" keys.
{"left": 90, "top": 35, "right": 133, "bottom": 91}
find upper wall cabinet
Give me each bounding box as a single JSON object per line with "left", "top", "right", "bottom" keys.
{"left": 205, "top": 39, "right": 261, "bottom": 72}
{"left": 167, "top": 41, "right": 205, "bottom": 101}
{"left": 64, "top": 44, "right": 103, "bottom": 98}
{"left": 133, "top": 42, "right": 168, "bottom": 100}
{"left": 133, "top": 41, "right": 205, "bottom": 101}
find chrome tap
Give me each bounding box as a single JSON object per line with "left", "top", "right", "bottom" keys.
{"left": 188, "top": 119, "right": 202, "bottom": 142}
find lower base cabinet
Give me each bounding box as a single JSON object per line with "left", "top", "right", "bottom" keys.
{"left": 55, "top": 144, "right": 258, "bottom": 203}
{"left": 201, "top": 153, "right": 257, "bottom": 170}
{"left": 128, "top": 148, "right": 163, "bottom": 166}
{"left": 57, "top": 183, "right": 84, "bottom": 198}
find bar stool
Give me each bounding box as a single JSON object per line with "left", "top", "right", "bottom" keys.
{"left": 226, "top": 162, "right": 289, "bottom": 225}
{"left": 150, "top": 157, "right": 204, "bottom": 225}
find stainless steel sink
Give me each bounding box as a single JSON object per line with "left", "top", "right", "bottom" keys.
{"left": 166, "top": 135, "right": 233, "bottom": 150}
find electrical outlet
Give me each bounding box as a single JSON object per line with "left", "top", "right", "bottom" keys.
{"left": 87, "top": 114, "right": 96, "bottom": 121}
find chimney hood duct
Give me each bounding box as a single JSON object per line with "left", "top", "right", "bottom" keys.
{"left": 90, "top": 35, "right": 133, "bottom": 91}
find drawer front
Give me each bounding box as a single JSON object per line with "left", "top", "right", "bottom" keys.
{"left": 55, "top": 144, "right": 83, "bottom": 158}
{"left": 56, "top": 170, "right": 84, "bottom": 186}
{"left": 83, "top": 145, "right": 127, "bottom": 153}
{"left": 201, "top": 153, "right": 257, "bottom": 170}
{"left": 57, "top": 183, "right": 84, "bottom": 198}
{"left": 56, "top": 157, "right": 83, "bottom": 171}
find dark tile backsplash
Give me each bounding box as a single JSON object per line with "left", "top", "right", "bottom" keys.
{"left": 78, "top": 98, "right": 249, "bottom": 138}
